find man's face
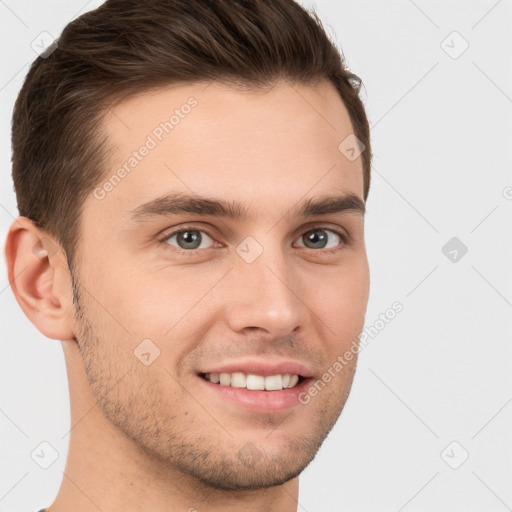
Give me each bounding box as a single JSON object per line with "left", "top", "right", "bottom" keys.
{"left": 71, "top": 80, "right": 369, "bottom": 489}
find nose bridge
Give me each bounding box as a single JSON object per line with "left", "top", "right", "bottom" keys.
{"left": 226, "top": 238, "right": 307, "bottom": 335}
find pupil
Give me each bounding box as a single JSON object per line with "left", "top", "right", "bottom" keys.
{"left": 177, "top": 230, "right": 201, "bottom": 249}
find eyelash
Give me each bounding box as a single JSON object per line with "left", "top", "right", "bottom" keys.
{"left": 157, "top": 224, "right": 350, "bottom": 256}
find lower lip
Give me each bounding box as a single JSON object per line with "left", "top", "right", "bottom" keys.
{"left": 196, "top": 374, "right": 314, "bottom": 413}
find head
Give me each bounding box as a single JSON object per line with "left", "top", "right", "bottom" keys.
{"left": 7, "top": 0, "right": 372, "bottom": 491}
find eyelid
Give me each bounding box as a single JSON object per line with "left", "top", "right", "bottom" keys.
{"left": 157, "top": 222, "right": 350, "bottom": 254}
{"left": 157, "top": 224, "right": 220, "bottom": 251}
{"left": 295, "top": 222, "right": 350, "bottom": 243}
{"left": 293, "top": 225, "right": 348, "bottom": 252}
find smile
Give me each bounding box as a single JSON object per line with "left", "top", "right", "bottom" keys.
{"left": 200, "top": 371, "right": 302, "bottom": 391}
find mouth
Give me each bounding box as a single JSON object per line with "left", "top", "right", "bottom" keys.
{"left": 198, "top": 371, "right": 307, "bottom": 391}
{"left": 196, "top": 371, "right": 314, "bottom": 413}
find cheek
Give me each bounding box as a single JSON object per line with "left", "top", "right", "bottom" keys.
{"left": 81, "top": 253, "right": 202, "bottom": 338}
{"left": 305, "top": 259, "right": 369, "bottom": 332}
{"left": 92, "top": 265, "right": 220, "bottom": 373}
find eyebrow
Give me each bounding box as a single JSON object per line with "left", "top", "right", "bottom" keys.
{"left": 124, "top": 192, "right": 365, "bottom": 226}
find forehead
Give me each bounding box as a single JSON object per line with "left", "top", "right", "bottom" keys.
{"left": 86, "top": 80, "right": 364, "bottom": 227}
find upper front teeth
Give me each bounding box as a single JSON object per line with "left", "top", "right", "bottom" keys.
{"left": 204, "top": 372, "right": 300, "bottom": 390}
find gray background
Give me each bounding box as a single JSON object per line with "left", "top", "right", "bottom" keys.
{"left": 1, "top": 0, "right": 511, "bottom": 510}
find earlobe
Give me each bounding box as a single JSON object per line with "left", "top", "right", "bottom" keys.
{"left": 4, "top": 217, "right": 76, "bottom": 341}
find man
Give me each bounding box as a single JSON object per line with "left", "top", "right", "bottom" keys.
{"left": 5, "top": 0, "right": 372, "bottom": 510}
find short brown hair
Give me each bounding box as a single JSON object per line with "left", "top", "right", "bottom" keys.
{"left": 11, "top": 0, "right": 372, "bottom": 270}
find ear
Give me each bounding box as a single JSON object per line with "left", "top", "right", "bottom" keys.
{"left": 4, "top": 216, "right": 76, "bottom": 340}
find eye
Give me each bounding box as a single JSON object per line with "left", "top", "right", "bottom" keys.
{"left": 163, "top": 229, "right": 215, "bottom": 251}
{"left": 158, "top": 225, "right": 347, "bottom": 255}
{"left": 295, "top": 227, "right": 345, "bottom": 250}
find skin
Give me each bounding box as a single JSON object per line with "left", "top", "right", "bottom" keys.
{"left": 5, "top": 79, "right": 369, "bottom": 512}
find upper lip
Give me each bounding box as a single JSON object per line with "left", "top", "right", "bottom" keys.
{"left": 198, "top": 359, "right": 314, "bottom": 378}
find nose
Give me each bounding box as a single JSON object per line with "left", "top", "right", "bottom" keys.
{"left": 225, "top": 248, "right": 310, "bottom": 338}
